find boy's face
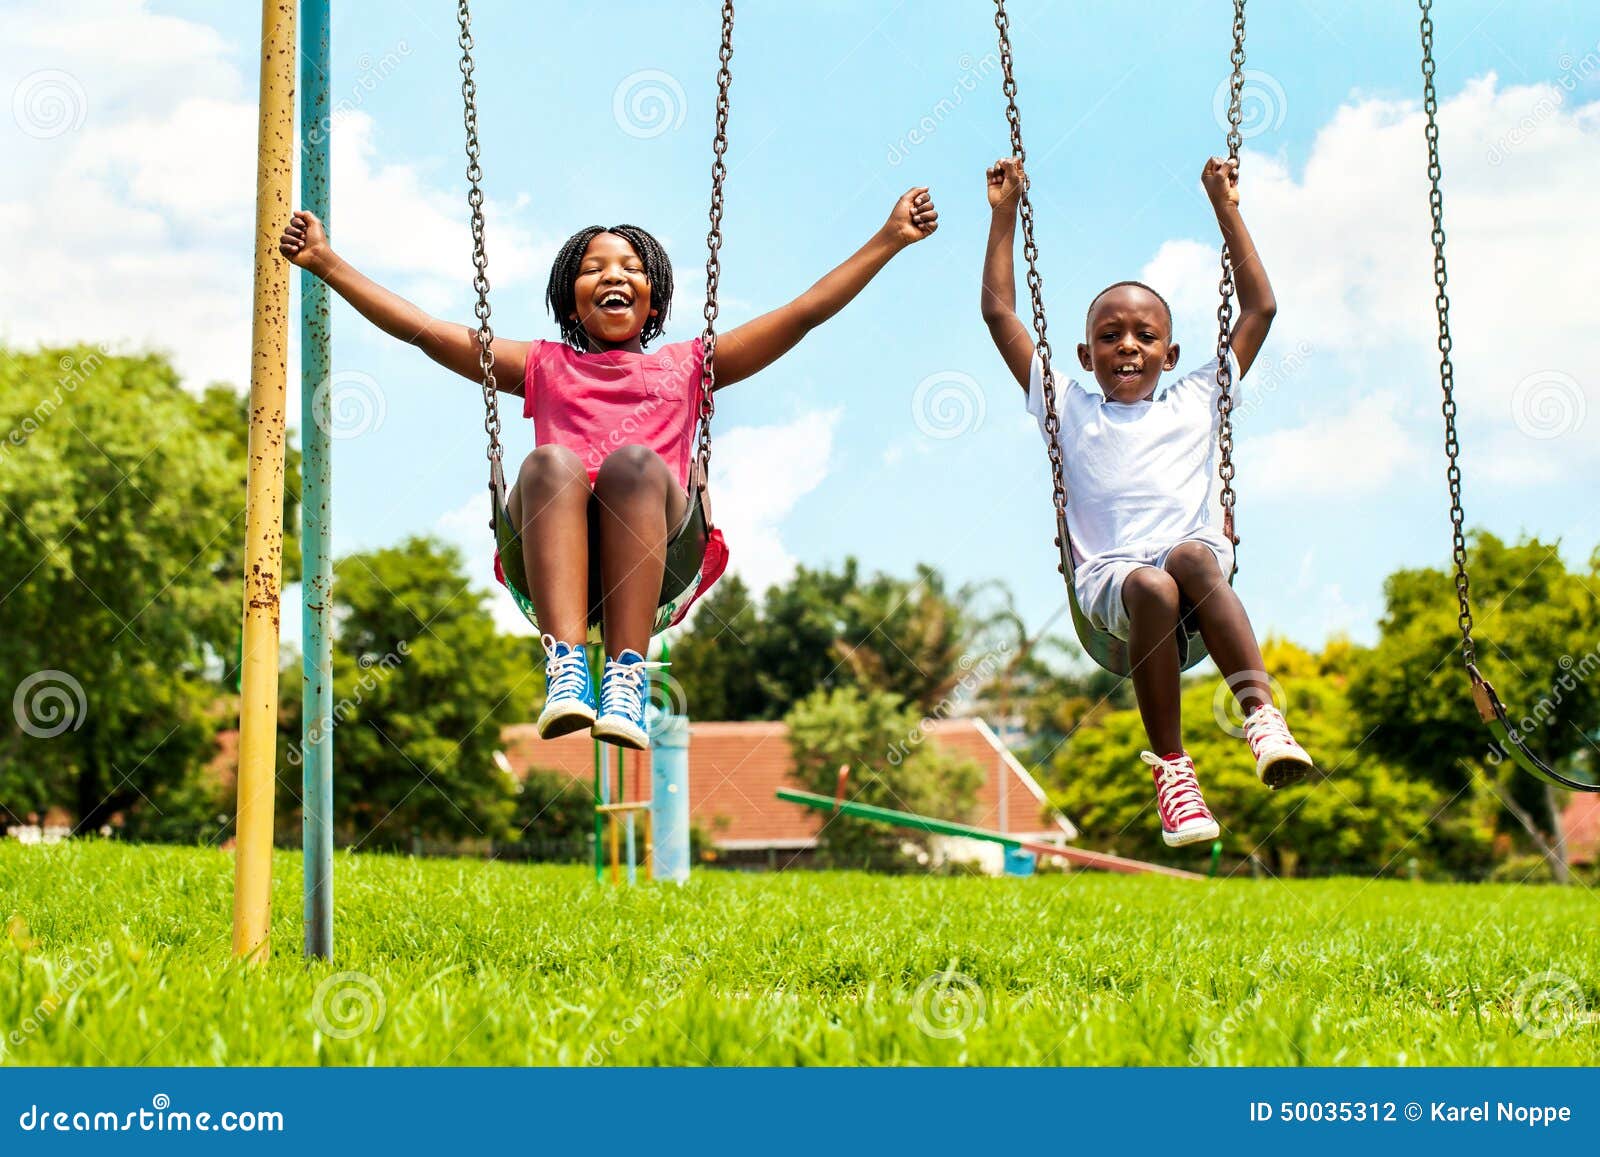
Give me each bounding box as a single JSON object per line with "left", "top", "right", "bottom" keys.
{"left": 1077, "top": 285, "right": 1179, "bottom": 402}
{"left": 569, "top": 232, "right": 656, "bottom": 349}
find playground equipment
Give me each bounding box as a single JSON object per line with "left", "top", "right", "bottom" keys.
{"left": 234, "top": 0, "right": 307, "bottom": 963}
{"left": 995, "top": 0, "right": 1247, "bottom": 677}
{"left": 1413, "top": 1, "right": 1596, "bottom": 794}
{"left": 591, "top": 642, "right": 692, "bottom": 886}
{"left": 776, "top": 773, "right": 1202, "bottom": 881}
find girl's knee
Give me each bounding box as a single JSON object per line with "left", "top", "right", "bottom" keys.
{"left": 517, "top": 445, "right": 588, "bottom": 491}
{"left": 593, "top": 445, "right": 668, "bottom": 491}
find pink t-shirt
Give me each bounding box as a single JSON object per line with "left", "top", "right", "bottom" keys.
{"left": 522, "top": 338, "right": 704, "bottom": 489}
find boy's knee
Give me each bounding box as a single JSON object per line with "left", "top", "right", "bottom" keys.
{"left": 1122, "top": 567, "right": 1179, "bottom": 615}
{"left": 1164, "top": 542, "right": 1221, "bottom": 587}
{"left": 593, "top": 445, "right": 666, "bottom": 490}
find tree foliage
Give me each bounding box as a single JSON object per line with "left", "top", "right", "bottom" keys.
{"left": 275, "top": 536, "right": 530, "bottom": 848}
{"left": 0, "top": 346, "right": 297, "bottom": 832}
{"left": 784, "top": 685, "right": 984, "bottom": 869}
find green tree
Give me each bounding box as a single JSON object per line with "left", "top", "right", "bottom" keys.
{"left": 1348, "top": 532, "right": 1600, "bottom": 881}
{"left": 1047, "top": 640, "right": 1491, "bottom": 876}
{"left": 0, "top": 346, "right": 297, "bottom": 833}
{"left": 784, "top": 685, "right": 985, "bottom": 870}
{"left": 276, "top": 536, "right": 528, "bottom": 848}
{"left": 670, "top": 559, "right": 985, "bottom": 721}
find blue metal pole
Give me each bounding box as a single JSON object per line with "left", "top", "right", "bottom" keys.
{"left": 300, "top": 0, "right": 334, "bottom": 961}
{"left": 649, "top": 712, "right": 690, "bottom": 884}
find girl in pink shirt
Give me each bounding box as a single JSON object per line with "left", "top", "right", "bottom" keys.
{"left": 279, "top": 187, "right": 937, "bottom": 746}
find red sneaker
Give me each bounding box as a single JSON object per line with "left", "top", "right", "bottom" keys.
{"left": 1141, "top": 751, "right": 1221, "bottom": 848}
{"left": 1242, "top": 704, "right": 1316, "bottom": 790}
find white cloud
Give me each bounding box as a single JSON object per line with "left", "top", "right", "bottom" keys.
{"left": 1250, "top": 391, "right": 1423, "bottom": 499}
{"left": 710, "top": 410, "right": 839, "bottom": 596}
{"left": 1142, "top": 74, "right": 1600, "bottom": 496}
{"left": 434, "top": 493, "right": 536, "bottom": 638}
{"left": 0, "top": 0, "right": 551, "bottom": 395}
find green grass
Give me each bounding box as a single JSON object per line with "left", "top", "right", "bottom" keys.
{"left": 2, "top": 840, "right": 1597, "bottom": 1066}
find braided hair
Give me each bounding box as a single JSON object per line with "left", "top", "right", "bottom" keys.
{"left": 545, "top": 225, "right": 674, "bottom": 351}
{"left": 1086, "top": 280, "right": 1174, "bottom": 338}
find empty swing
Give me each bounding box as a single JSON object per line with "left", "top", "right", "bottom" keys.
{"left": 1415, "top": 0, "right": 1597, "bottom": 793}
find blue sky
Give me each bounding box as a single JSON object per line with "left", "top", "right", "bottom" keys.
{"left": 4, "top": 0, "right": 1598, "bottom": 663}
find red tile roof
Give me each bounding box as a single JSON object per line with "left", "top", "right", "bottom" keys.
{"left": 1564, "top": 794, "right": 1599, "bottom": 865}
{"left": 499, "top": 717, "right": 1074, "bottom": 849}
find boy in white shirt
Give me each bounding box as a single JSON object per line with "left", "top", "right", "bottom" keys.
{"left": 981, "top": 155, "right": 1316, "bottom": 847}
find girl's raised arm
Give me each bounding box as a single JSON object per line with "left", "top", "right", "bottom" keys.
{"left": 279, "top": 210, "right": 531, "bottom": 395}
{"left": 710, "top": 187, "right": 937, "bottom": 388}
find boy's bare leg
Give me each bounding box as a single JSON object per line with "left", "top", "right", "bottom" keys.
{"left": 1162, "top": 542, "right": 1272, "bottom": 714}
{"left": 1123, "top": 567, "right": 1185, "bottom": 754}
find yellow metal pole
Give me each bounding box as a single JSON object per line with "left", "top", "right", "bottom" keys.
{"left": 233, "top": 0, "right": 297, "bottom": 962}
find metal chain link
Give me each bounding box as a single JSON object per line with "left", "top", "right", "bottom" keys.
{"left": 993, "top": 0, "right": 1066, "bottom": 544}
{"left": 457, "top": 0, "right": 503, "bottom": 522}
{"left": 1214, "top": 0, "right": 1246, "bottom": 552}
{"left": 696, "top": 0, "right": 735, "bottom": 484}
{"left": 1418, "top": 0, "right": 1476, "bottom": 667}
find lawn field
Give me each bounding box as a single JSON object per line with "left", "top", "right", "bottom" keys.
{"left": 2, "top": 841, "right": 1597, "bottom": 1066}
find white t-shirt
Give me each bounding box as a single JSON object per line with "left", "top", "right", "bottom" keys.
{"left": 1026, "top": 350, "right": 1238, "bottom": 567}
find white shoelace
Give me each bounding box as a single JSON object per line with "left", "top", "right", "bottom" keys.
{"left": 1140, "top": 751, "right": 1209, "bottom": 822}
{"left": 600, "top": 657, "right": 667, "bottom": 719}
{"left": 1244, "top": 704, "right": 1293, "bottom": 751}
{"left": 541, "top": 634, "right": 590, "bottom": 701}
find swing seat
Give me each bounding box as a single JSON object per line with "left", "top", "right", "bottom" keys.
{"left": 1056, "top": 514, "right": 1210, "bottom": 678}
{"left": 491, "top": 469, "right": 728, "bottom": 638}
{"left": 1471, "top": 665, "right": 1600, "bottom": 793}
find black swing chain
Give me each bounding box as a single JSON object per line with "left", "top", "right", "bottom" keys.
{"left": 697, "top": 0, "right": 735, "bottom": 487}
{"left": 993, "top": 0, "right": 1067, "bottom": 559}
{"left": 1418, "top": 0, "right": 1476, "bottom": 669}
{"left": 457, "top": 0, "right": 503, "bottom": 524}
{"left": 1214, "top": 0, "right": 1246, "bottom": 552}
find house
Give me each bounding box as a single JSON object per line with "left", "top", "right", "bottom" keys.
{"left": 1563, "top": 794, "right": 1599, "bottom": 866}
{"left": 498, "top": 717, "right": 1077, "bottom": 872}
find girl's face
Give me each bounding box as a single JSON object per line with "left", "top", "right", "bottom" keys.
{"left": 569, "top": 232, "right": 656, "bottom": 351}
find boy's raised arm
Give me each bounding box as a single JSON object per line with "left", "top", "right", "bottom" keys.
{"left": 711, "top": 187, "right": 938, "bottom": 388}
{"left": 1201, "top": 157, "right": 1275, "bottom": 379}
{"left": 981, "top": 158, "right": 1037, "bottom": 394}
{"left": 280, "top": 210, "right": 531, "bottom": 395}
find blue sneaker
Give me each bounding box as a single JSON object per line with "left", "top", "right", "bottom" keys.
{"left": 592, "top": 649, "right": 665, "bottom": 750}
{"left": 537, "top": 636, "right": 595, "bottom": 739}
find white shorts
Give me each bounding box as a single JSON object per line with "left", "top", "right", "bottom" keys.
{"left": 1074, "top": 533, "right": 1235, "bottom": 641}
